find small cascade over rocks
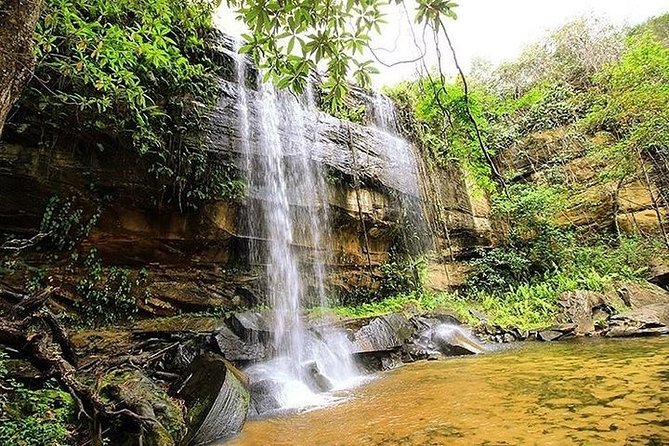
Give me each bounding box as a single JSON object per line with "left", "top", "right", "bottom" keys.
{"left": 428, "top": 324, "right": 486, "bottom": 356}
{"left": 229, "top": 43, "right": 360, "bottom": 415}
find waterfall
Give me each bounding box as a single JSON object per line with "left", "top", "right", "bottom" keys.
{"left": 256, "top": 82, "right": 306, "bottom": 364}
{"left": 372, "top": 92, "right": 399, "bottom": 134}
{"left": 230, "top": 45, "right": 359, "bottom": 413}
{"left": 372, "top": 92, "right": 432, "bottom": 255}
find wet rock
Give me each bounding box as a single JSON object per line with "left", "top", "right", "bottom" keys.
{"left": 648, "top": 260, "right": 669, "bottom": 290}
{"left": 208, "top": 81, "right": 422, "bottom": 198}
{"left": 510, "top": 327, "right": 529, "bottom": 341}
{"left": 537, "top": 329, "right": 563, "bottom": 342}
{"left": 411, "top": 312, "right": 462, "bottom": 330}
{"left": 227, "top": 310, "right": 273, "bottom": 343}
{"left": 380, "top": 354, "right": 403, "bottom": 370}
{"left": 400, "top": 343, "right": 430, "bottom": 362}
{"left": 605, "top": 304, "right": 669, "bottom": 337}
{"left": 383, "top": 313, "right": 416, "bottom": 340}
{"left": 537, "top": 324, "right": 576, "bottom": 341}
{"left": 617, "top": 282, "right": 669, "bottom": 309}
{"left": 430, "top": 324, "right": 485, "bottom": 356}
{"left": 557, "top": 290, "right": 613, "bottom": 335}
{"left": 178, "top": 353, "right": 250, "bottom": 446}
{"left": 472, "top": 324, "right": 516, "bottom": 344}
{"left": 352, "top": 313, "right": 412, "bottom": 353}
{"left": 354, "top": 351, "right": 403, "bottom": 372}
{"left": 213, "top": 325, "right": 270, "bottom": 364}
{"left": 164, "top": 341, "right": 202, "bottom": 372}
{"left": 302, "top": 361, "right": 333, "bottom": 392}
{"left": 248, "top": 379, "right": 282, "bottom": 417}
{"left": 100, "top": 369, "right": 186, "bottom": 446}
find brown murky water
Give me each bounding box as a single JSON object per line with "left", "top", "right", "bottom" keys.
{"left": 227, "top": 337, "right": 669, "bottom": 446}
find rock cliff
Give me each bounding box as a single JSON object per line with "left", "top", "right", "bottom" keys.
{"left": 0, "top": 37, "right": 490, "bottom": 315}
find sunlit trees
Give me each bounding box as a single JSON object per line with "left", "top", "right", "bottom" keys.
{"left": 225, "top": 0, "right": 459, "bottom": 110}
{"left": 484, "top": 18, "right": 624, "bottom": 98}
{"left": 586, "top": 26, "right": 669, "bottom": 246}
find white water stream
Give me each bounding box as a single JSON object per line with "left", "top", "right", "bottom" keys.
{"left": 232, "top": 46, "right": 359, "bottom": 412}
{"left": 227, "top": 42, "right": 429, "bottom": 413}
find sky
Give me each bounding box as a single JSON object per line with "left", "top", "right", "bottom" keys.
{"left": 216, "top": 0, "right": 669, "bottom": 87}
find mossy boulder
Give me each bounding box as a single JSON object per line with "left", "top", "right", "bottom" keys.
{"left": 178, "top": 352, "right": 250, "bottom": 446}
{"left": 99, "top": 369, "right": 187, "bottom": 446}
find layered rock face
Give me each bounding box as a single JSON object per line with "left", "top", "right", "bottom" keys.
{"left": 496, "top": 127, "right": 669, "bottom": 236}
{"left": 0, "top": 39, "right": 490, "bottom": 313}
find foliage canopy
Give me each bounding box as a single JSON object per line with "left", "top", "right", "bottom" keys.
{"left": 226, "top": 0, "right": 459, "bottom": 111}
{"left": 15, "top": 0, "right": 242, "bottom": 209}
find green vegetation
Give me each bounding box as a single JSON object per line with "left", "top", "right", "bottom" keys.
{"left": 40, "top": 195, "right": 101, "bottom": 251}
{"left": 332, "top": 102, "right": 367, "bottom": 124}
{"left": 468, "top": 183, "right": 569, "bottom": 292}
{"left": 410, "top": 79, "right": 499, "bottom": 192}
{"left": 73, "top": 249, "right": 146, "bottom": 327}
{"left": 358, "top": 14, "right": 669, "bottom": 330}
{"left": 0, "top": 353, "right": 76, "bottom": 446}
{"left": 16, "top": 0, "right": 243, "bottom": 209}
{"left": 337, "top": 256, "right": 426, "bottom": 307}
{"left": 325, "top": 235, "right": 665, "bottom": 330}
{"left": 584, "top": 29, "right": 669, "bottom": 205}
{"left": 6, "top": 200, "right": 150, "bottom": 328}
{"left": 226, "top": 0, "right": 458, "bottom": 111}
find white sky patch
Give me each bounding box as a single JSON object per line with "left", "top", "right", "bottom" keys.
{"left": 216, "top": 1, "right": 669, "bottom": 88}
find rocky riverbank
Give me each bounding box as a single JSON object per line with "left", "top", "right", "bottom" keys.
{"left": 5, "top": 278, "right": 663, "bottom": 445}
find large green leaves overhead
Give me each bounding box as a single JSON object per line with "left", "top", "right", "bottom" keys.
{"left": 226, "top": 0, "right": 458, "bottom": 111}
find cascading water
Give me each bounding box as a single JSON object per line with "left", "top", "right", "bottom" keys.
{"left": 371, "top": 92, "right": 432, "bottom": 255}
{"left": 372, "top": 92, "right": 399, "bottom": 134}
{"left": 230, "top": 44, "right": 359, "bottom": 413}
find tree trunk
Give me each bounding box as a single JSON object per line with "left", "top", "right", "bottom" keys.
{"left": 0, "top": 0, "right": 43, "bottom": 137}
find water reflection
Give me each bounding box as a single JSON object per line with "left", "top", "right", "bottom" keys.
{"left": 227, "top": 337, "right": 669, "bottom": 446}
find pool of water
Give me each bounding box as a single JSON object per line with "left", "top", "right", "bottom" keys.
{"left": 226, "top": 336, "right": 669, "bottom": 446}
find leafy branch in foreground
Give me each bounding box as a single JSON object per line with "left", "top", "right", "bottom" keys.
{"left": 226, "top": 0, "right": 458, "bottom": 111}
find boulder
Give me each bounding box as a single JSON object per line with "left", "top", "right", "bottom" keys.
{"left": 557, "top": 290, "right": 613, "bottom": 335}
{"left": 537, "top": 324, "right": 576, "bottom": 341}
{"left": 227, "top": 310, "right": 273, "bottom": 343}
{"left": 430, "top": 324, "right": 485, "bottom": 356}
{"left": 248, "top": 379, "right": 282, "bottom": 417}
{"left": 474, "top": 324, "right": 529, "bottom": 343}
{"left": 352, "top": 313, "right": 413, "bottom": 353}
{"left": 354, "top": 351, "right": 403, "bottom": 372}
{"left": 605, "top": 304, "right": 669, "bottom": 337}
{"left": 178, "top": 353, "right": 250, "bottom": 446}
{"left": 302, "top": 360, "right": 333, "bottom": 392}
{"left": 617, "top": 282, "right": 669, "bottom": 309}
{"left": 400, "top": 342, "right": 431, "bottom": 362}
{"left": 213, "top": 325, "right": 270, "bottom": 364}
{"left": 648, "top": 260, "right": 669, "bottom": 290}
{"left": 411, "top": 312, "right": 462, "bottom": 330}
{"left": 99, "top": 369, "right": 186, "bottom": 446}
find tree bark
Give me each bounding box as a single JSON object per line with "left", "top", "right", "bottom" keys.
{"left": 0, "top": 0, "right": 43, "bottom": 137}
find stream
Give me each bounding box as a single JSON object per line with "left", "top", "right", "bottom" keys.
{"left": 226, "top": 336, "right": 669, "bottom": 445}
